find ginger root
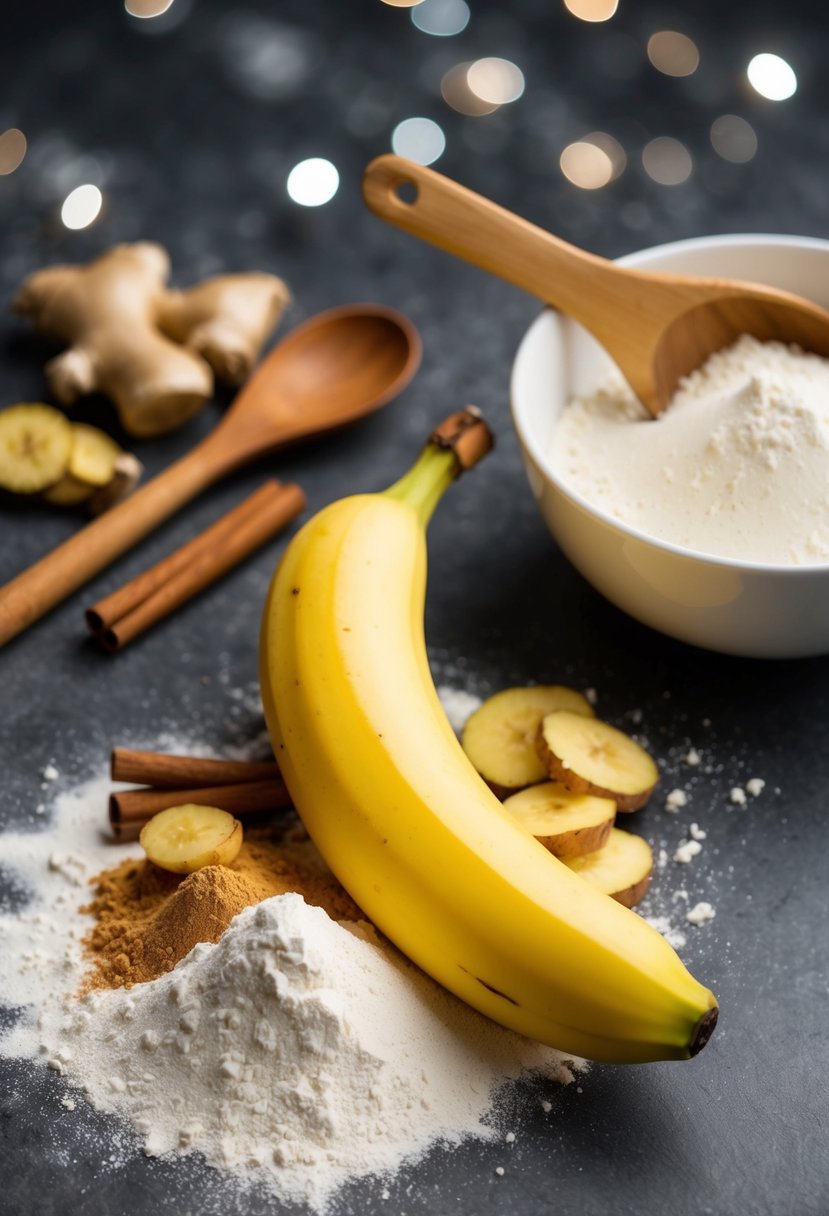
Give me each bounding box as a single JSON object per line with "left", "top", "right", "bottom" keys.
{"left": 14, "top": 243, "right": 289, "bottom": 439}
{"left": 158, "top": 273, "right": 290, "bottom": 384}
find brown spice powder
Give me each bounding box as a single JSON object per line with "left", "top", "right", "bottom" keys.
{"left": 81, "top": 826, "right": 363, "bottom": 992}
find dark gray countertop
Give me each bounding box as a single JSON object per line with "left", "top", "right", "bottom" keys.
{"left": 2, "top": 1, "right": 828, "bottom": 1213}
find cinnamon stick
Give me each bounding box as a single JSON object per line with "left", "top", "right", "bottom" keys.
{"left": 111, "top": 747, "right": 280, "bottom": 789}
{"left": 109, "top": 778, "right": 291, "bottom": 833}
{"left": 86, "top": 482, "right": 274, "bottom": 633}
{"left": 86, "top": 480, "right": 306, "bottom": 650}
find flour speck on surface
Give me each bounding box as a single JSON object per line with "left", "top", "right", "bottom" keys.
{"left": 674, "top": 838, "right": 702, "bottom": 865}
{"left": 437, "top": 685, "right": 483, "bottom": 733}
{"left": 644, "top": 915, "right": 687, "bottom": 951}
{"left": 686, "top": 901, "right": 716, "bottom": 926}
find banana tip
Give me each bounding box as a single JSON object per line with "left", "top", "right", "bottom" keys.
{"left": 689, "top": 1005, "right": 718, "bottom": 1057}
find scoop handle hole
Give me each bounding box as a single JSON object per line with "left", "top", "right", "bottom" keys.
{"left": 393, "top": 179, "right": 418, "bottom": 206}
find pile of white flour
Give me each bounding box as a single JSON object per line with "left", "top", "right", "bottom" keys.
{"left": 553, "top": 335, "right": 829, "bottom": 564}
{"left": 0, "top": 772, "right": 580, "bottom": 1210}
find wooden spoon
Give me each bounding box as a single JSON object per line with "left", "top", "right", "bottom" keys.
{"left": 363, "top": 154, "right": 829, "bottom": 415}
{"left": 0, "top": 304, "right": 421, "bottom": 647}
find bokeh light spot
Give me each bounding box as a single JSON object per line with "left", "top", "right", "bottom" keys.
{"left": 61, "top": 184, "right": 103, "bottom": 230}
{"left": 125, "top": 0, "right": 175, "bottom": 16}
{"left": 441, "top": 63, "right": 499, "bottom": 116}
{"left": 412, "top": 0, "right": 469, "bottom": 36}
{"left": 286, "top": 158, "right": 339, "bottom": 207}
{"left": 747, "top": 53, "right": 797, "bottom": 101}
{"left": 391, "top": 117, "right": 446, "bottom": 165}
{"left": 642, "top": 137, "right": 692, "bottom": 186}
{"left": 560, "top": 141, "right": 614, "bottom": 190}
{"left": 583, "top": 131, "right": 626, "bottom": 179}
{"left": 647, "top": 31, "right": 699, "bottom": 77}
{"left": 0, "top": 129, "right": 27, "bottom": 175}
{"left": 563, "top": 0, "right": 618, "bottom": 22}
{"left": 466, "top": 58, "right": 525, "bottom": 105}
{"left": 710, "top": 115, "right": 757, "bottom": 163}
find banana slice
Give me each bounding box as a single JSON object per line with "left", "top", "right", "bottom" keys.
{"left": 139, "top": 804, "right": 243, "bottom": 874}
{"left": 462, "top": 685, "right": 595, "bottom": 798}
{"left": 45, "top": 432, "right": 141, "bottom": 512}
{"left": 564, "top": 828, "right": 653, "bottom": 908}
{"left": 43, "top": 473, "right": 95, "bottom": 506}
{"left": 0, "top": 402, "right": 72, "bottom": 494}
{"left": 502, "top": 781, "right": 615, "bottom": 859}
{"left": 537, "top": 711, "right": 658, "bottom": 811}
{"left": 68, "top": 422, "right": 122, "bottom": 486}
{"left": 42, "top": 425, "right": 137, "bottom": 510}
{"left": 86, "top": 452, "right": 143, "bottom": 515}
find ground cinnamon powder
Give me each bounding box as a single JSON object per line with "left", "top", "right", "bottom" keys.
{"left": 81, "top": 826, "right": 363, "bottom": 992}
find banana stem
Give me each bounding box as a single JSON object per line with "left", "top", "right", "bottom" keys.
{"left": 384, "top": 444, "right": 457, "bottom": 529}
{"left": 384, "top": 407, "right": 494, "bottom": 528}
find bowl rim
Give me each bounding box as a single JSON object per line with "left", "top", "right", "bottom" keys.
{"left": 510, "top": 231, "right": 829, "bottom": 576}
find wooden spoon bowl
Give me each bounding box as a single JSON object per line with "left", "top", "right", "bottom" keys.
{"left": 363, "top": 155, "right": 829, "bottom": 416}
{"left": 0, "top": 304, "right": 421, "bottom": 647}
{"left": 649, "top": 294, "right": 829, "bottom": 410}
{"left": 207, "top": 304, "right": 421, "bottom": 466}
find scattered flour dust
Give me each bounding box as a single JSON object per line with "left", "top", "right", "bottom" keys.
{"left": 436, "top": 685, "right": 482, "bottom": 733}
{"left": 642, "top": 915, "right": 687, "bottom": 951}
{"left": 0, "top": 760, "right": 582, "bottom": 1211}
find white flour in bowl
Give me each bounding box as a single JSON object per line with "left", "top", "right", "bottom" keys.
{"left": 552, "top": 335, "right": 829, "bottom": 564}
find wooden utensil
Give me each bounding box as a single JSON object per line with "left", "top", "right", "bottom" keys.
{"left": 0, "top": 304, "right": 421, "bottom": 647}
{"left": 363, "top": 154, "right": 829, "bottom": 416}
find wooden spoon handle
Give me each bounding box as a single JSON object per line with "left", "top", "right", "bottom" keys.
{"left": 0, "top": 445, "right": 218, "bottom": 648}
{"left": 362, "top": 154, "right": 626, "bottom": 325}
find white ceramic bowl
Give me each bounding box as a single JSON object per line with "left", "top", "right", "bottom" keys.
{"left": 511, "top": 234, "right": 829, "bottom": 659}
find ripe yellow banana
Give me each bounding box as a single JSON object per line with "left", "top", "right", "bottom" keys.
{"left": 260, "top": 410, "right": 718, "bottom": 1064}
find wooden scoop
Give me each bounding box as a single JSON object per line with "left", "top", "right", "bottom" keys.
{"left": 363, "top": 155, "right": 829, "bottom": 415}
{"left": 0, "top": 304, "right": 420, "bottom": 647}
